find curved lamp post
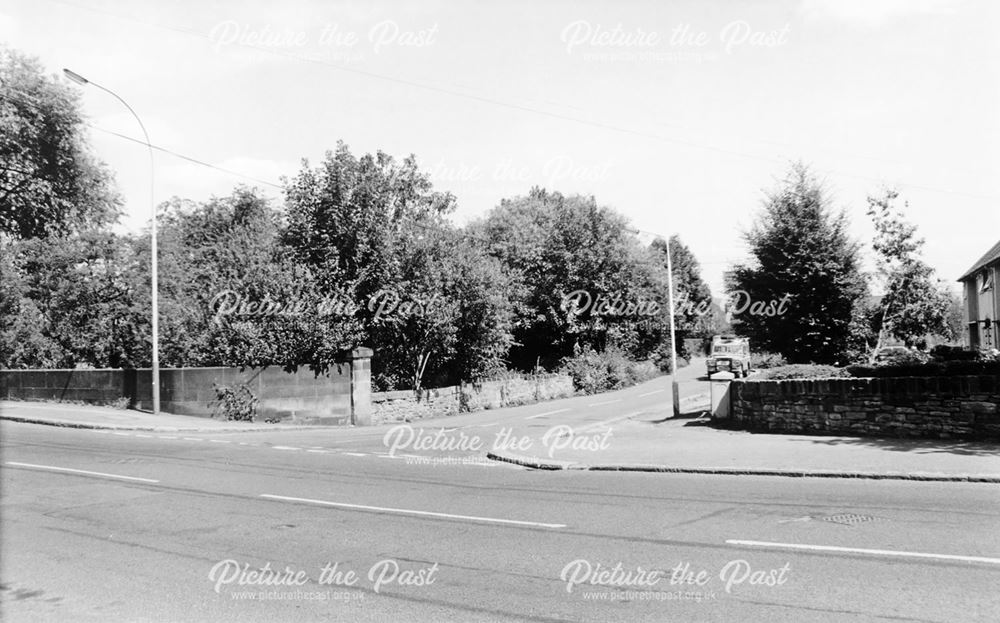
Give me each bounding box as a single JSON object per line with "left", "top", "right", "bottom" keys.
{"left": 63, "top": 69, "right": 160, "bottom": 414}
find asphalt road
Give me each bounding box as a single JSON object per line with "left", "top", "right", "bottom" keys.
{"left": 2, "top": 366, "right": 999, "bottom": 622}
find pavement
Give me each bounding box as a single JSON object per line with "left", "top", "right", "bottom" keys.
{"left": 3, "top": 361, "right": 999, "bottom": 482}
{"left": 487, "top": 413, "right": 1000, "bottom": 483}
{"left": 0, "top": 400, "right": 327, "bottom": 432}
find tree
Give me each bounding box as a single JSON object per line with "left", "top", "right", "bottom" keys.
{"left": 648, "top": 235, "right": 714, "bottom": 358}
{"left": 144, "top": 187, "right": 362, "bottom": 372}
{"left": 283, "top": 143, "right": 515, "bottom": 389}
{"left": 0, "top": 47, "right": 120, "bottom": 238}
{"left": 476, "top": 188, "right": 663, "bottom": 369}
{"left": 863, "top": 188, "right": 954, "bottom": 358}
{"left": 0, "top": 230, "right": 142, "bottom": 368}
{"left": 729, "top": 163, "right": 866, "bottom": 364}
{"left": 367, "top": 221, "right": 516, "bottom": 390}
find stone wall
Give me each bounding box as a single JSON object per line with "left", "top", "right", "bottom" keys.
{"left": 0, "top": 348, "right": 373, "bottom": 426}
{"left": 726, "top": 375, "right": 1000, "bottom": 440}
{"left": 372, "top": 374, "right": 575, "bottom": 425}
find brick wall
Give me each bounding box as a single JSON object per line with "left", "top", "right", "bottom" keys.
{"left": 727, "top": 375, "right": 1000, "bottom": 440}
{"left": 372, "top": 374, "right": 575, "bottom": 424}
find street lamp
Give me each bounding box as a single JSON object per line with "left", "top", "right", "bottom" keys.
{"left": 664, "top": 235, "right": 680, "bottom": 417}
{"left": 64, "top": 68, "right": 160, "bottom": 415}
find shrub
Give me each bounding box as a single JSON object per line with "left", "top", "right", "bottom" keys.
{"left": 847, "top": 360, "right": 1000, "bottom": 378}
{"left": 105, "top": 396, "right": 131, "bottom": 410}
{"left": 752, "top": 364, "right": 850, "bottom": 380}
{"left": 929, "top": 345, "right": 978, "bottom": 362}
{"left": 751, "top": 351, "right": 787, "bottom": 369}
{"left": 211, "top": 383, "right": 258, "bottom": 421}
{"left": 559, "top": 347, "right": 661, "bottom": 394}
{"left": 873, "top": 348, "right": 930, "bottom": 366}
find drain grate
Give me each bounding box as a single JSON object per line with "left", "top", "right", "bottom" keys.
{"left": 820, "top": 513, "right": 884, "bottom": 526}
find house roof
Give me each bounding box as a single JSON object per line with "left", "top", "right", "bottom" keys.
{"left": 958, "top": 239, "right": 1000, "bottom": 282}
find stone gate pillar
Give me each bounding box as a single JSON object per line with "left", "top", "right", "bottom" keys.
{"left": 348, "top": 347, "right": 374, "bottom": 426}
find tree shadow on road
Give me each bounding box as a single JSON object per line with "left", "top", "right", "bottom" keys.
{"left": 795, "top": 435, "right": 1000, "bottom": 457}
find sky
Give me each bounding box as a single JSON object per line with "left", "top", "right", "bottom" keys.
{"left": 2, "top": 0, "right": 998, "bottom": 296}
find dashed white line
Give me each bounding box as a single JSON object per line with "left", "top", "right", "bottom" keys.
{"left": 133, "top": 433, "right": 151, "bottom": 438}
{"left": 272, "top": 446, "right": 301, "bottom": 451}
{"left": 6, "top": 461, "right": 160, "bottom": 483}
{"left": 587, "top": 399, "right": 622, "bottom": 407}
{"left": 526, "top": 408, "right": 569, "bottom": 420}
{"left": 306, "top": 449, "right": 327, "bottom": 454}
{"left": 112, "top": 432, "right": 131, "bottom": 436}
{"left": 259, "top": 494, "right": 566, "bottom": 528}
{"left": 158, "top": 435, "right": 177, "bottom": 440}
{"left": 726, "top": 540, "right": 1000, "bottom": 565}
{"left": 638, "top": 389, "right": 665, "bottom": 397}
{"left": 183, "top": 437, "right": 204, "bottom": 442}
{"left": 209, "top": 439, "right": 231, "bottom": 444}
{"left": 343, "top": 452, "right": 367, "bottom": 457}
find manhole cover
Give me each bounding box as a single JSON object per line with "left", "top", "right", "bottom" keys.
{"left": 820, "top": 513, "right": 884, "bottom": 526}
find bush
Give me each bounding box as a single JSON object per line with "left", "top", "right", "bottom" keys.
{"left": 847, "top": 360, "right": 1000, "bottom": 378}
{"left": 752, "top": 364, "right": 850, "bottom": 380}
{"left": 104, "top": 396, "right": 131, "bottom": 410}
{"left": 751, "top": 351, "right": 787, "bottom": 369}
{"left": 929, "top": 345, "right": 978, "bottom": 362}
{"left": 211, "top": 383, "right": 258, "bottom": 421}
{"left": 559, "top": 347, "right": 661, "bottom": 394}
{"left": 873, "top": 348, "right": 930, "bottom": 366}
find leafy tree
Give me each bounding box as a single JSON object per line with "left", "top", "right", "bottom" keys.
{"left": 283, "top": 144, "right": 514, "bottom": 389}
{"left": 863, "top": 188, "right": 954, "bottom": 358}
{"left": 476, "top": 188, "right": 662, "bottom": 370}
{"left": 0, "top": 230, "right": 142, "bottom": 368}
{"left": 367, "top": 221, "right": 516, "bottom": 390}
{"left": 648, "top": 235, "right": 714, "bottom": 358}
{"left": 729, "top": 163, "right": 866, "bottom": 364}
{"left": 0, "top": 47, "right": 120, "bottom": 238}
{"left": 143, "top": 187, "right": 362, "bottom": 372}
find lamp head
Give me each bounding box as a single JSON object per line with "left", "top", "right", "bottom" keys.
{"left": 62, "top": 69, "right": 89, "bottom": 85}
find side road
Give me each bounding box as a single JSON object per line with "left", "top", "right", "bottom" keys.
{"left": 487, "top": 414, "right": 1000, "bottom": 483}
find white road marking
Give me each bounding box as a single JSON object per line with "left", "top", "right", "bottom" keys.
{"left": 306, "top": 449, "right": 326, "bottom": 453}
{"left": 638, "top": 389, "right": 665, "bottom": 397}
{"left": 587, "top": 399, "right": 621, "bottom": 407}
{"left": 183, "top": 437, "right": 203, "bottom": 442}
{"left": 133, "top": 434, "right": 151, "bottom": 438}
{"left": 158, "top": 435, "right": 177, "bottom": 440}
{"left": 475, "top": 422, "right": 500, "bottom": 428}
{"left": 343, "top": 452, "right": 367, "bottom": 457}
{"left": 112, "top": 432, "right": 131, "bottom": 436}
{"left": 238, "top": 442, "right": 250, "bottom": 446}
{"left": 726, "top": 539, "right": 1000, "bottom": 565}
{"left": 259, "top": 494, "right": 566, "bottom": 528}
{"left": 6, "top": 461, "right": 160, "bottom": 483}
{"left": 209, "top": 439, "right": 231, "bottom": 444}
{"left": 272, "top": 446, "right": 300, "bottom": 451}
{"left": 526, "top": 408, "right": 569, "bottom": 420}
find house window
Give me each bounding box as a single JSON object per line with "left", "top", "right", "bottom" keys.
{"left": 981, "top": 269, "right": 994, "bottom": 293}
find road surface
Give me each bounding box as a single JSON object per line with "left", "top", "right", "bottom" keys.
{"left": 2, "top": 367, "right": 998, "bottom": 622}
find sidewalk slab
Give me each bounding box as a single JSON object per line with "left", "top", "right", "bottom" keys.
{"left": 0, "top": 401, "right": 329, "bottom": 432}
{"left": 487, "top": 415, "right": 1000, "bottom": 482}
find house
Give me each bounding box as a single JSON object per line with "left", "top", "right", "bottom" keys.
{"left": 958, "top": 239, "right": 1000, "bottom": 350}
